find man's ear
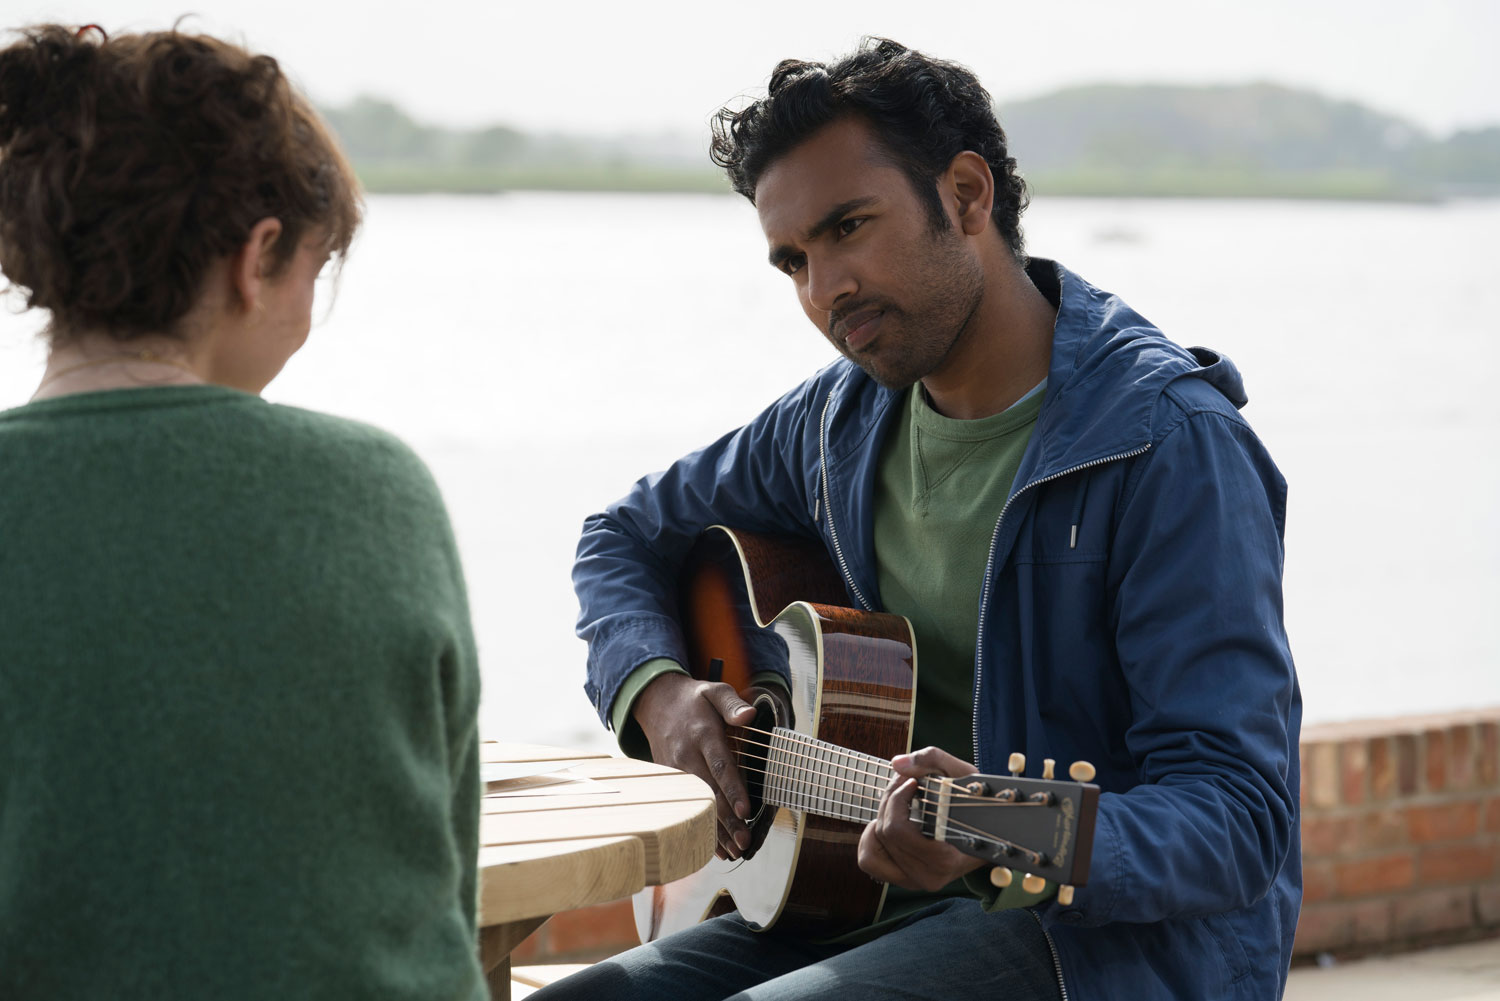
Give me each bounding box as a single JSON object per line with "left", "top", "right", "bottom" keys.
{"left": 230, "top": 218, "right": 285, "bottom": 312}
{"left": 945, "top": 152, "right": 995, "bottom": 237}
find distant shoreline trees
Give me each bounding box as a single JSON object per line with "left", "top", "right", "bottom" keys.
{"left": 320, "top": 85, "right": 1500, "bottom": 200}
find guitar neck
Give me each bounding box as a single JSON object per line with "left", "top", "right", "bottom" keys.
{"left": 742, "top": 725, "right": 1093, "bottom": 885}
{"left": 751, "top": 726, "right": 955, "bottom": 834}
{"left": 757, "top": 726, "right": 901, "bottom": 824}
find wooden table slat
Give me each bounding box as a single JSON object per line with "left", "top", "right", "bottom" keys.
{"left": 556, "top": 757, "right": 698, "bottom": 780}
{"left": 476, "top": 741, "right": 716, "bottom": 1001}
{"left": 482, "top": 742, "right": 611, "bottom": 765}
{"left": 478, "top": 835, "right": 645, "bottom": 926}
{"left": 483, "top": 773, "right": 712, "bottom": 815}
{"left": 481, "top": 799, "right": 713, "bottom": 885}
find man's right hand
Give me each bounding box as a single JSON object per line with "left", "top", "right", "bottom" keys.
{"left": 632, "top": 671, "right": 757, "bottom": 859}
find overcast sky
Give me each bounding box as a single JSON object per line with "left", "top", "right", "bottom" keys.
{"left": 7, "top": 0, "right": 1498, "bottom": 138}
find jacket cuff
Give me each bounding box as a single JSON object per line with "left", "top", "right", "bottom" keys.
{"left": 582, "top": 612, "right": 689, "bottom": 724}
{"left": 1038, "top": 795, "right": 1123, "bottom": 930}
{"left": 609, "top": 658, "right": 688, "bottom": 759}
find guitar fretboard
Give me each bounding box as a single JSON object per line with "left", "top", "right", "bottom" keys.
{"left": 759, "top": 727, "right": 927, "bottom": 825}
{"left": 735, "top": 726, "right": 1085, "bottom": 879}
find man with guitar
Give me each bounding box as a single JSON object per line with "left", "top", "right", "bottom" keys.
{"left": 547, "top": 38, "right": 1301, "bottom": 1001}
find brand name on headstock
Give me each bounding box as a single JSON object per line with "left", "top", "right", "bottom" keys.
{"left": 1053, "top": 797, "right": 1075, "bottom": 868}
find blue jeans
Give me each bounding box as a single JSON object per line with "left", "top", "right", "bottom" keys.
{"left": 526, "top": 898, "right": 1062, "bottom": 1001}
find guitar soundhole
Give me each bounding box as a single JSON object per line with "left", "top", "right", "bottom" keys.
{"left": 731, "top": 689, "right": 787, "bottom": 859}
{"left": 738, "top": 698, "right": 776, "bottom": 817}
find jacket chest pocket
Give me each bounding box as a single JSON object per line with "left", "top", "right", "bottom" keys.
{"left": 1014, "top": 473, "right": 1116, "bottom": 563}
{"left": 997, "top": 484, "right": 1130, "bottom": 752}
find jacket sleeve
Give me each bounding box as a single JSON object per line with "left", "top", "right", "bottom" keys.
{"left": 573, "top": 373, "right": 831, "bottom": 726}
{"left": 1061, "top": 403, "right": 1300, "bottom": 926}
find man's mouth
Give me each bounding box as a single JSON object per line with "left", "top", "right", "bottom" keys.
{"left": 834, "top": 308, "right": 884, "bottom": 352}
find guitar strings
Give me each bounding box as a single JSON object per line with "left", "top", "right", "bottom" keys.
{"left": 724, "top": 734, "right": 1046, "bottom": 855}
{"left": 725, "top": 745, "right": 1039, "bottom": 830}
{"left": 730, "top": 755, "right": 1005, "bottom": 832}
{"left": 729, "top": 722, "right": 1007, "bottom": 803}
{"left": 728, "top": 757, "right": 1041, "bottom": 859}
{"left": 727, "top": 726, "right": 1023, "bottom": 806}
{"left": 725, "top": 736, "right": 1035, "bottom": 826}
{"left": 721, "top": 725, "right": 1053, "bottom": 855}
{"left": 725, "top": 731, "right": 911, "bottom": 806}
{"left": 725, "top": 725, "right": 1049, "bottom": 830}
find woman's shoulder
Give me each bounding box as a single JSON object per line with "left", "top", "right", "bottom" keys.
{"left": 252, "top": 401, "right": 447, "bottom": 502}
{"left": 258, "top": 400, "right": 424, "bottom": 461}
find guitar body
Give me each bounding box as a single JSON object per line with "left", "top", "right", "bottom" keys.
{"left": 633, "top": 526, "right": 919, "bottom": 941}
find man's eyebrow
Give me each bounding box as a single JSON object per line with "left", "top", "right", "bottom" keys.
{"left": 767, "top": 196, "right": 879, "bottom": 268}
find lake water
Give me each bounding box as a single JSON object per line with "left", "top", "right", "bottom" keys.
{"left": 3, "top": 192, "right": 1497, "bottom": 752}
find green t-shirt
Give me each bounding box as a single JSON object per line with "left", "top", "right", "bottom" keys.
{"left": 862, "top": 381, "right": 1052, "bottom": 935}
{"left": 875, "top": 383, "right": 1045, "bottom": 764}
{"left": 0, "top": 386, "right": 485, "bottom": 999}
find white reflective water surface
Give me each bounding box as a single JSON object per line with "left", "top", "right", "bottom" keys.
{"left": 3, "top": 193, "right": 1496, "bottom": 749}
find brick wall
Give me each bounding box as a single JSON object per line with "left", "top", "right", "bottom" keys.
{"left": 513, "top": 708, "right": 1500, "bottom": 964}
{"left": 1296, "top": 707, "right": 1500, "bottom": 958}
{"left": 509, "top": 897, "right": 638, "bottom": 966}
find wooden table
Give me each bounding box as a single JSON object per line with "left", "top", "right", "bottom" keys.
{"left": 477, "top": 741, "right": 716, "bottom": 1000}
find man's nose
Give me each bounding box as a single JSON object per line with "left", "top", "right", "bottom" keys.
{"left": 806, "top": 257, "right": 857, "bottom": 313}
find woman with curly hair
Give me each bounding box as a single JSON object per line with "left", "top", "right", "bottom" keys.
{"left": 0, "top": 25, "right": 486, "bottom": 999}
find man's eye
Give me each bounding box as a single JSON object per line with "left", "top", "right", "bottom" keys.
{"left": 783, "top": 255, "right": 805, "bottom": 276}
{"left": 837, "top": 217, "right": 865, "bottom": 237}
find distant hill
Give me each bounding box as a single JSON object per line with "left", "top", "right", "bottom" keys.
{"left": 1000, "top": 82, "right": 1500, "bottom": 200}
{"left": 320, "top": 84, "right": 1500, "bottom": 200}
{"left": 320, "top": 97, "right": 722, "bottom": 195}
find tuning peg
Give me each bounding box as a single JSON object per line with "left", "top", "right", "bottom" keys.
{"left": 1042, "top": 758, "right": 1056, "bottom": 780}
{"left": 1068, "top": 760, "right": 1096, "bottom": 783}
{"left": 989, "top": 866, "right": 1013, "bottom": 888}
{"left": 1058, "top": 885, "right": 1076, "bottom": 906}
{"left": 1022, "top": 873, "right": 1046, "bottom": 894}
{"left": 1008, "top": 752, "right": 1026, "bottom": 776}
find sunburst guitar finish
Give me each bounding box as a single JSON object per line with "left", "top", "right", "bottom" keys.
{"left": 633, "top": 525, "right": 1097, "bottom": 942}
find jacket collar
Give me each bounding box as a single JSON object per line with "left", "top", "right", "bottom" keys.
{"left": 1017, "top": 258, "right": 1222, "bottom": 486}
{"left": 828, "top": 259, "right": 1241, "bottom": 472}
{"left": 821, "top": 259, "right": 1247, "bottom": 601}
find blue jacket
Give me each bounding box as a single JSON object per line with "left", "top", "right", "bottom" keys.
{"left": 574, "top": 259, "right": 1302, "bottom": 1000}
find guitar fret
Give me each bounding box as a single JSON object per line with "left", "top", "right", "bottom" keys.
{"left": 772, "top": 731, "right": 783, "bottom": 811}
{"left": 817, "top": 749, "right": 827, "bottom": 815}
{"left": 761, "top": 727, "right": 894, "bottom": 823}
{"left": 827, "top": 755, "right": 840, "bottom": 820}
{"left": 839, "top": 751, "right": 852, "bottom": 818}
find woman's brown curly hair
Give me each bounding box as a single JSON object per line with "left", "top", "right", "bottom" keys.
{"left": 0, "top": 25, "right": 362, "bottom": 342}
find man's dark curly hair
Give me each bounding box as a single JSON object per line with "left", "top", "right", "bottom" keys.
{"left": 711, "top": 37, "right": 1028, "bottom": 257}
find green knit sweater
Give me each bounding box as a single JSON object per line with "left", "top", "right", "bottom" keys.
{"left": 0, "top": 386, "right": 485, "bottom": 1000}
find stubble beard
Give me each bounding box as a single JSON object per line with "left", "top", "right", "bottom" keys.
{"left": 839, "top": 228, "right": 986, "bottom": 391}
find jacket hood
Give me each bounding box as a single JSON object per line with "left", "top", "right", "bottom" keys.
{"left": 1020, "top": 259, "right": 1248, "bottom": 483}
{"left": 815, "top": 259, "right": 1254, "bottom": 612}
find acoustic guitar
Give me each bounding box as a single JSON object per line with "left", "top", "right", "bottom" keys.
{"left": 633, "top": 525, "right": 1100, "bottom": 942}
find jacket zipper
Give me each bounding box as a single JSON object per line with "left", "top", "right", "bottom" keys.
{"left": 819, "top": 386, "right": 1148, "bottom": 997}
{"left": 1029, "top": 909, "right": 1070, "bottom": 1001}
{"left": 818, "top": 391, "right": 873, "bottom": 611}
{"left": 970, "top": 444, "right": 1151, "bottom": 768}
{"left": 976, "top": 444, "right": 1146, "bottom": 1001}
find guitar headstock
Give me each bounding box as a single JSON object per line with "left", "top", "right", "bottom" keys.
{"left": 918, "top": 754, "right": 1099, "bottom": 897}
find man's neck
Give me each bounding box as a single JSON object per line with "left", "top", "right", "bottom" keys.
{"left": 919, "top": 256, "right": 1057, "bottom": 420}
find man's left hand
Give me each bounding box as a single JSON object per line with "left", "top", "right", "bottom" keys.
{"left": 857, "top": 746, "right": 988, "bottom": 891}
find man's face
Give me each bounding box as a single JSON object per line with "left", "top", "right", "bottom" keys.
{"left": 755, "top": 117, "right": 984, "bottom": 390}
